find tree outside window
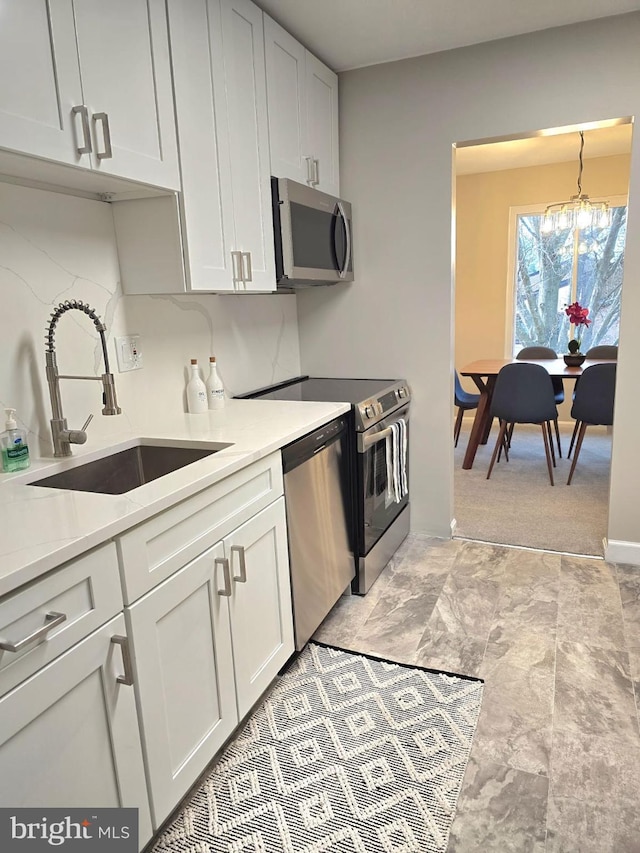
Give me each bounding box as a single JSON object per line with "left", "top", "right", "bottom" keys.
{"left": 512, "top": 205, "right": 626, "bottom": 356}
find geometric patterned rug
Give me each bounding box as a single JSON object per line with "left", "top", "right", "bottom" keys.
{"left": 150, "top": 643, "right": 483, "bottom": 853}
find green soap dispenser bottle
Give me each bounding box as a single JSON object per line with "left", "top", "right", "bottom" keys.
{"left": 1, "top": 408, "right": 30, "bottom": 472}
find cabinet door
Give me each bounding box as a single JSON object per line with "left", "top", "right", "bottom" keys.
{"left": 264, "top": 14, "right": 310, "bottom": 186}
{"left": 73, "top": 0, "right": 179, "bottom": 188}
{"left": 220, "top": 0, "right": 276, "bottom": 291}
{"left": 0, "top": 0, "right": 88, "bottom": 167}
{"left": 167, "top": 0, "right": 236, "bottom": 291}
{"left": 306, "top": 52, "right": 340, "bottom": 196}
{"left": 224, "top": 498, "right": 294, "bottom": 719}
{"left": 126, "top": 540, "right": 237, "bottom": 828}
{"left": 0, "top": 614, "right": 152, "bottom": 847}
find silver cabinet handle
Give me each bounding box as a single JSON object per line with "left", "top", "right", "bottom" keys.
{"left": 93, "top": 112, "right": 113, "bottom": 160}
{"left": 216, "top": 557, "right": 231, "bottom": 596}
{"left": 231, "top": 251, "right": 243, "bottom": 285}
{"left": 242, "top": 252, "right": 252, "bottom": 283}
{"left": 336, "top": 201, "right": 351, "bottom": 279}
{"left": 313, "top": 158, "right": 320, "bottom": 186}
{"left": 0, "top": 611, "right": 67, "bottom": 653}
{"left": 231, "top": 545, "right": 247, "bottom": 583}
{"left": 305, "top": 156, "right": 315, "bottom": 185}
{"left": 110, "top": 635, "right": 134, "bottom": 686}
{"left": 72, "top": 105, "right": 92, "bottom": 154}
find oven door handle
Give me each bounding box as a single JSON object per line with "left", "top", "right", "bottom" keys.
{"left": 360, "top": 427, "right": 392, "bottom": 452}
{"left": 358, "top": 409, "right": 410, "bottom": 453}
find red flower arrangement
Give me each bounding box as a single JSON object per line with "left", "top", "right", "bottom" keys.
{"left": 565, "top": 301, "right": 591, "bottom": 353}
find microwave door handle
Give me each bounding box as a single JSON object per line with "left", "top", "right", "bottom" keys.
{"left": 336, "top": 202, "right": 351, "bottom": 279}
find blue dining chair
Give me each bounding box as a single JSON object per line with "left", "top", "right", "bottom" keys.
{"left": 454, "top": 370, "right": 480, "bottom": 447}
{"left": 567, "top": 346, "right": 617, "bottom": 453}
{"left": 516, "top": 346, "right": 564, "bottom": 456}
{"left": 584, "top": 345, "right": 618, "bottom": 359}
{"left": 487, "top": 363, "right": 559, "bottom": 485}
{"left": 567, "top": 363, "right": 616, "bottom": 485}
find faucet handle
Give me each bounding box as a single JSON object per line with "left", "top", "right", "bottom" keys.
{"left": 66, "top": 414, "right": 93, "bottom": 446}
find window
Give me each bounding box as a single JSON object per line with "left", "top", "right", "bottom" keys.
{"left": 510, "top": 202, "right": 627, "bottom": 357}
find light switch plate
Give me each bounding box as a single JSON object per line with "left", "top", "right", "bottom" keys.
{"left": 114, "top": 335, "right": 143, "bottom": 372}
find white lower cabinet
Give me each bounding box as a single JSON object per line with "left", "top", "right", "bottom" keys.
{"left": 0, "top": 613, "right": 152, "bottom": 847}
{"left": 127, "top": 496, "right": 293, "bottom": 828}
{"left": 126, "top": 540, "right": 237, "bottom": 828}
{"left": 224, "top": 498, "right": 294, "bottom": 719}
{"left": 0, "top": 453, "right": 295, "bottom": 846}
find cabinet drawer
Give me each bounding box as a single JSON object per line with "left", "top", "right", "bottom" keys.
{"left": 0, "top": 542, "right": 122, "bottom": 697}
{"left": 117, "top": 452, "right": 283, "bottom": 602}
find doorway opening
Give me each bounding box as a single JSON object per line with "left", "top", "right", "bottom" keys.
{"left": 452, "top": 119, "right": 633, "bottom": 556}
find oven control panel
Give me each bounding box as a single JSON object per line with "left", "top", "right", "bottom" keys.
{"left": 355, "top": 382, "right": 411, "bottom": 431}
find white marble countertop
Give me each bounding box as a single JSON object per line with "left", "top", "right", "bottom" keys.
{"left": 0, "top": 399, "right": 350, "bottom": 597}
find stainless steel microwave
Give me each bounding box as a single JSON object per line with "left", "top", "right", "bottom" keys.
{"left": 271, "top": 177, "right": 354, "bottom": 289}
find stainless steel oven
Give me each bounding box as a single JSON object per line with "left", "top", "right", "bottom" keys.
{"left": 236, "top": 376, "right": 411, "bottom": 597}
{"left": 355, "top": 404, "right": 410, "bottom": 594}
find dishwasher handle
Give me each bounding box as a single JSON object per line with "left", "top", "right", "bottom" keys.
{"left": 282, "top": 416, "right": 348, "bottom": 473}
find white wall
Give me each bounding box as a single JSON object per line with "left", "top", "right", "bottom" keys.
{"left": 0, "top": 182, "right": 300, "bottom": 459}
{"left": 296, "top": 13, "right": 640, "bottom": 553}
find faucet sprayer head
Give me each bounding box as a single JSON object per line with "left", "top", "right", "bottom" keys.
{"left": 102, "top": 373, "right": 122, "bottom": 416}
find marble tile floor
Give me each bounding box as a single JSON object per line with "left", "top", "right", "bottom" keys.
{"left": 312, "top": 534, "right": 640, "bottom": 852}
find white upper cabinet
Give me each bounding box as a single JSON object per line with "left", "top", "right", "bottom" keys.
{"left": 305, "top": 52, "right": 340, "bottom": 196}
{"left": 264, "top": 14, "right": 339, "bottom": 196}
{"left": 263, "top": 16, "right": 307, "bottom": 186}
{"left": 165, "top": 0, "right": 234, "bottom": 290}
{"left": 0, "top": 0, "right": 85, "bottom": 167}
{"left": 0, "top": 0, "right": 179, "bottom": 190}
{"left": 72, "top": 0, "right": 179, "bottom": 188}
{"left": 221, "top": 0, "right": 275, "bottom": 290}
{"left": 165, "top": 0, "right": 275, "bottom": 292}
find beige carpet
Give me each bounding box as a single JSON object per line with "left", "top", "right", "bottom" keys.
{"left": 454, "top": 419, "right": 611, "bottom": 556}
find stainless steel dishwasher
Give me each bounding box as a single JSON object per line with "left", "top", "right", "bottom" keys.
{"left": 281, "top": 415, "right": 354, "bottom": 650}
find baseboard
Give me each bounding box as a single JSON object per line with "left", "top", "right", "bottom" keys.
{"left": 604, "top": 537, "right": 640, "bottom": 566}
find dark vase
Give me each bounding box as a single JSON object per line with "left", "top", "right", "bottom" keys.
{"left": 564, "top": 354, "right": 586, "bottom": 367}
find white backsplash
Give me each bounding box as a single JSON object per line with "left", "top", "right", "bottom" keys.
{"left": 0, "top": 182, "right": 301, "bottom": 459}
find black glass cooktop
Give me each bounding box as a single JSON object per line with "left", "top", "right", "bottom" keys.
{"left": 236, "top": 376, "right": 397, "bottom": 405}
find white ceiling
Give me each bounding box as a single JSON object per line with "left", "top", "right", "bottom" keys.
{"left": 456, "top": 123, "right": 634, "bottom": 175}
{"left": 254, "top": 2, "right": 636, "bottom": 173}
{"left": 254, "top": 0, "right": 640, "bottom": 72}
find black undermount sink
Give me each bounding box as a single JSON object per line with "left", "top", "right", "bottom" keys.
{"left": 27, "top": 441, "right": 232, "bottom": 495}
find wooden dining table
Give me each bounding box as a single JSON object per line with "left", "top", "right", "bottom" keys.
{"left": 459, "top": 358, "right": 616, "bottom": 469}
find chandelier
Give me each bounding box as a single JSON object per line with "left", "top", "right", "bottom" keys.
{"left": 541, "top": 131, "right": 611, "bottom": 234}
